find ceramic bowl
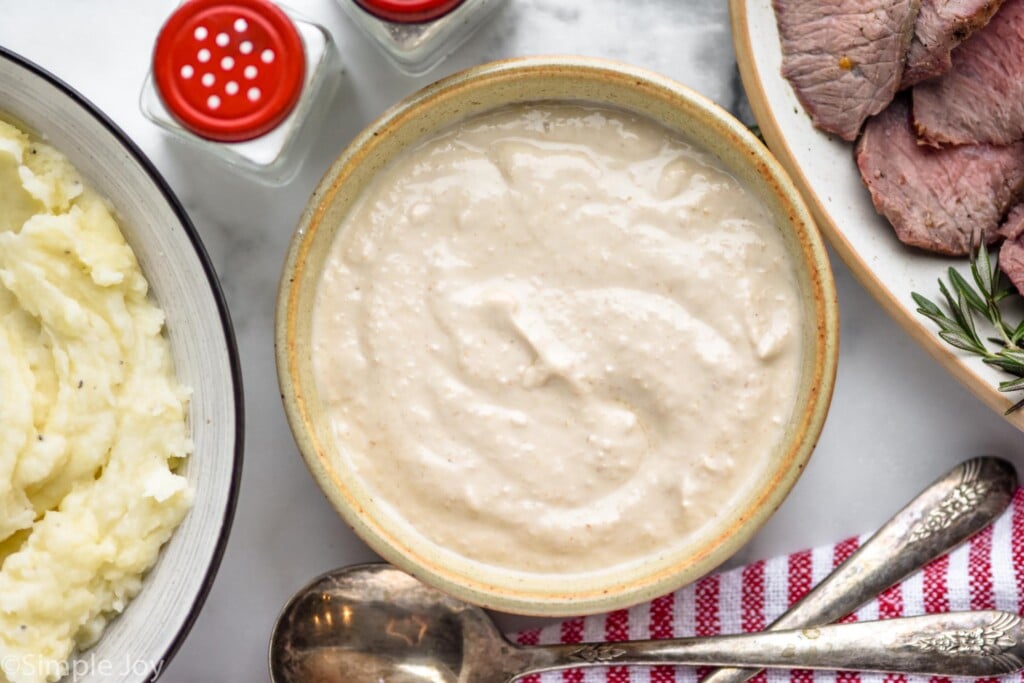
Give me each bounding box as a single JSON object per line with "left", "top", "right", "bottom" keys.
{"left": 277, "top": 56, "right": 837, "bottom": 616}
{"left": 0, "top": 47, "right": 243, "bottom": 679}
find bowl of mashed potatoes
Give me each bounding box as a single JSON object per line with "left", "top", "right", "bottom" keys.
{"left": 277, "top": 56, "right": 837, "bottom": 616}
{"left": 0, "top": 47, "right": 242, "bottom": 682}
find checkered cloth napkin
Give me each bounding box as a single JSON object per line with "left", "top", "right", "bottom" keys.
{"left": 514, "top": 488, "right": 1024, "bottom": 683}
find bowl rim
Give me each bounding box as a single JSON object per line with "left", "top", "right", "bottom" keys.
{"left": 277, "top": 55, "right": 838, "bottom": 616}
{"left": 0, "top": 45, "right": 246, "bottom": 675}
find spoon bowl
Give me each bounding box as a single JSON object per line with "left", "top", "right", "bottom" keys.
{"left": 270, "top": 563, "right": 1024, "bottom": 683}
{"left": 269, "top": 564, "right": 523, "bottom": 683}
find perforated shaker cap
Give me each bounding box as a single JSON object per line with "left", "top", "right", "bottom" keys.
{"left": 354, "top": 0, "right": 466, "bottom": 24}
{"left": 153, "top": 0, "right": 306, "bottom": 142}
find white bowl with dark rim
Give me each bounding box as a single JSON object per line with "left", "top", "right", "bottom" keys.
{"left": 0, "top": 46, "right": 243, "bottom": 682}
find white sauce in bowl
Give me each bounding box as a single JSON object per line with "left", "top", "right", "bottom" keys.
{"left": 312, "top": 105, "right": 803, "bottom": 575}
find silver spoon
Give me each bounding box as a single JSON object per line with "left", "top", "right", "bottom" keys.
{"left": 269, "top": 563, "right": 1024, "bottom": 681}
{"left": 701, "top": 456, "right": 1017, "bottom": 683}
{"left": 270, "top": 457, "right": 1017, "bottom": 682}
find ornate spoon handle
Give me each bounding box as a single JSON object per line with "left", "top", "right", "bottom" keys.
{"left": 699, "top": 456, "right": 1016, "bottom": 683}
{"left": 516, "top": 610, "right": 1024, "bottom": 678}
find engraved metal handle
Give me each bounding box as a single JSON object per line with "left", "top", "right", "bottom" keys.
{"left": 514, "top": 611, "right": 1024, "bottom": 678}
{"left": 699, "top": 456, "right": 1017, "bottom": 683}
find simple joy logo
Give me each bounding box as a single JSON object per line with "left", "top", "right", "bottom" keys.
{"left": 0, "top": 654, "right": 164, "bottom": 681}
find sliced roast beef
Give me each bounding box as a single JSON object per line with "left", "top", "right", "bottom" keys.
{"left": 856, "top": 97, "right": 1024, "bottom": 255}
{"left": 913, "top": 0, "right": 1024, "bottom": 145}
{"left": 1000, "top": 240, "right": 1024, "bottom": 293}
{"left": 774, "top": 0, "right": 920, "bottom": 141}
{"left": 1000, "top": 204, "right": 1024, "bottom": 240}
{"left": 999, "top": 206, "right": 1024, "bottom": 292}
{"left": 899, "top": 0, "right": 1004, "bottom": 87}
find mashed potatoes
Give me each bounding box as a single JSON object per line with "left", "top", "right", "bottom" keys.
{"left": 0, "top": 120, "right": 192, "bottom": 683}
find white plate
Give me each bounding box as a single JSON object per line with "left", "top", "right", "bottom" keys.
{"left": 730, "top": 0, "right": 1024, "bottom": 431}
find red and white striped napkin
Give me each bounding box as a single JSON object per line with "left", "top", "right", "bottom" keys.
{"left": 514, "top": 488, "right": 1024, "bottom": 683}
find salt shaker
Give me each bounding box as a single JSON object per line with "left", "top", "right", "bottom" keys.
{"left": 338, "top": 0, "right": 506, "bottom": 76}
{"left": 140, "top": 0, "right": 340, "bottom": 185}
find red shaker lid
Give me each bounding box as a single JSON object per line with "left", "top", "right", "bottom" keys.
{"left": 153, "top": 0, "right": 306, "bottom": 142}
{"left": 353, "top": 0, "right": 465, "bottom": 24}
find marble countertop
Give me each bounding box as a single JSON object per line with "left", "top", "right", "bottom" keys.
{"left": 2, "top": 1, "right": 1023, "bottom": 681}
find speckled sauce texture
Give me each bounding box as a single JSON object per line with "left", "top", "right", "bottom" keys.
{"left": 312, "top": 104, "right": 802, "bottom": 575}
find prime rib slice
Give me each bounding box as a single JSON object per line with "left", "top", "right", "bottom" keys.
{"left": 856, "top": 97, "right": 1024, "bottom": 255}
{"left": 899, "top": 0, "right": 1004, "bottom": 88}
{"left": 1000, "top": 203, "right": 1024, "bottom": 240}
{"left": 913, "top": 0, "right": 1024, "bottom": 145}
{"left": 1000, "top": 206, "right": 1024, "bottom": 294}
{"left": 774, "top": 0, "right": 920, "bottom": 141}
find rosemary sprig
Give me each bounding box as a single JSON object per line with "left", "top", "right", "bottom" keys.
{"left": 912, "top": 240, "right": 1024, "bottom": 414}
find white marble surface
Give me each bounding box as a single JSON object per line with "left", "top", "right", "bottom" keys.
{"left": 2, "top": 1, "right": 1023, "bottom": 681}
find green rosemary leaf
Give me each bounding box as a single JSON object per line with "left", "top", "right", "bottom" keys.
{"left": 914, "top": 293, "right": 967, "bottom": 337}
{"left": 950, "top": 268, "right": 988, "bottom": 316}
{"left": 999, "top": 375, "right": 1024, "bottom": 392}
{"left": 993, "top": 272, "right": 1015, "bottom": 304}
{"left": 938, "top": 279, "right": 967, "bottom": 331}
{"left": 995, "top": 286, "right": 1015, "bottom": 303}
{"left": 930, "top": 315, "right": 963, "bottom": 336}
{"left": 912, "top": 292, "right": 943, "bottom": 317}
{"left": 983, "top": 356, "right": 1024, "bottom": 374}
{"left": 933, "top": 317, "right": 965, "bottom": 335}
{"left": 938, "top": 277, "right": 957, "bottom": 311}
{"left": 974, "top": 239, "right": 994, "bottom": 297}
{"left": 940, "top": 330, "right": 985, "bottom": 353}
{"left": 998, "top": 348, "right": 1024, "bottom": 365}
{"left": 941, "top": 277, "right": 982, "bottom": 345}
{"left": 916, "top": 238, "right": 1024, "bottom": 412}
{"left": 1005, "top": 395, "right": 1024, "bottom": 415}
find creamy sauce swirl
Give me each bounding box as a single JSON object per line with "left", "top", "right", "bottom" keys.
{"left": 312, "top": 105, "right": 802, "bottom": 574}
